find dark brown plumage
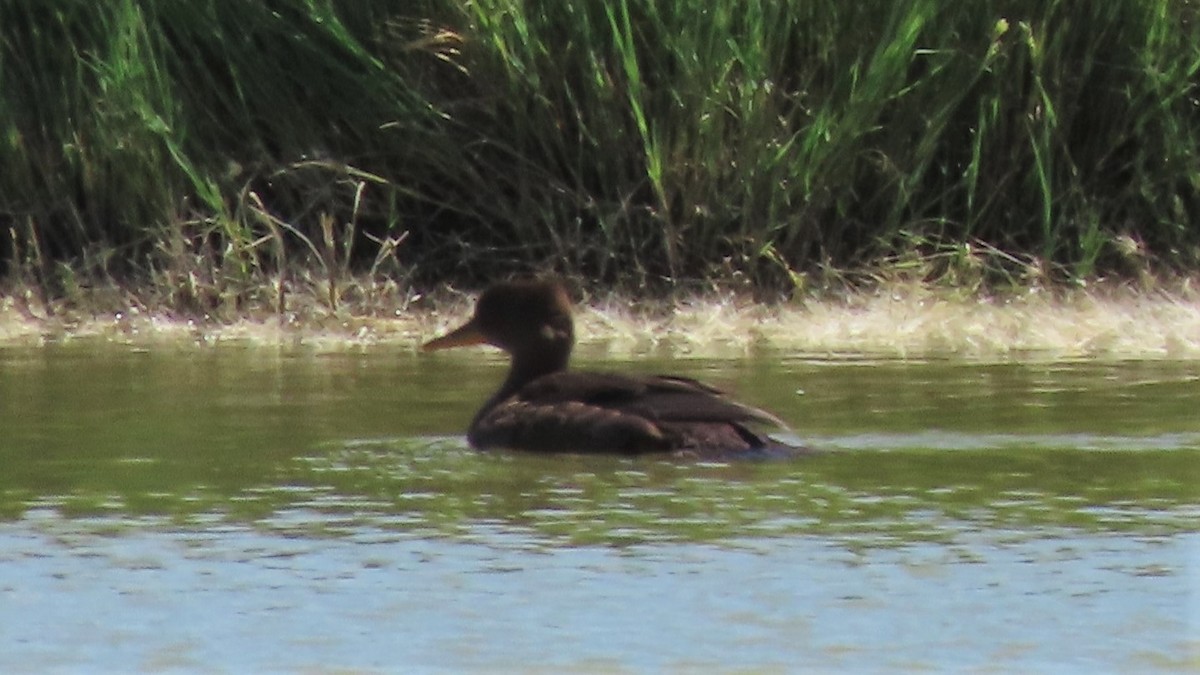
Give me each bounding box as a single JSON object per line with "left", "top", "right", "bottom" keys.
{"left": 422, "top": 279, "right": 803, "bottom": 457}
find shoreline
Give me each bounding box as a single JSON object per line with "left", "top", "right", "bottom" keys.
{"left": 2, "top": 282, "right": 1198, "bottom": 360}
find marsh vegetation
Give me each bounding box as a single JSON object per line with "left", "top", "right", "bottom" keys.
{"left": 2, "top": 0, "right": 1197, "bottom": 315}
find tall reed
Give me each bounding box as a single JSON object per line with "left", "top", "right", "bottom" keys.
{"left": 1, "top": 0, "right": 1196, "bottom": 297}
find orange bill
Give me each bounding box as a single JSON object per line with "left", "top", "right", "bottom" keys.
{"left": 422, "top": 318, "right": 488, "bottom": 352}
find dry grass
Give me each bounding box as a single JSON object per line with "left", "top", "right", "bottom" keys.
{"left": 598, "top": 284, "right": 1200, "bottom": 359}
{"left": 2, "top": 278, "right": 1198, "bottom": 360}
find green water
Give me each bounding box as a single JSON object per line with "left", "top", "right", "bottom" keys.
{"left": 1, "top": 342, "right": 1197, "bottom": 671}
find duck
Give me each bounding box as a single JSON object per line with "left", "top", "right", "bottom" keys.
{"left": 422, "top": 279, "right": 804, "bottom": 457}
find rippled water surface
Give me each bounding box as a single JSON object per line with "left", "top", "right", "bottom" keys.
{"left": 1, "top": 342, "right": 1198, "bottom": 672}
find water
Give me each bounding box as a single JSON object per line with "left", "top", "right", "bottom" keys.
{"left": 1, "top": 342, "right": 1197, "bottom": 672}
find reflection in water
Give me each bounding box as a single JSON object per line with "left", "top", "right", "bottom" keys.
{"left": 280, "top": 438, "right": 1200, "bottom": 545}
{"left": 4, "top": 513, "right": 1196, "bottom": 672}
{"left": 0, "top": 343, "right": 1197, "bottom": 670}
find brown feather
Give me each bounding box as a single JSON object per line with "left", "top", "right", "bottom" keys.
{"left": 424, "top": 279, "right": 807, "bottom": 457}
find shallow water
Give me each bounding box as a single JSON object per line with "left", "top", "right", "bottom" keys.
{"left": 1, "top": 342, "right": 1197, "bottom": 672}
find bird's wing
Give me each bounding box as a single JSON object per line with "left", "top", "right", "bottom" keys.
{"left": 472, "top": 396, "right": 669, "bottom": 454}
{"left": 515, "top": 371, "right": 789, "bottom": 429}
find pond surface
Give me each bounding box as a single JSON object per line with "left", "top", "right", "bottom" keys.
{"left": 1, "top": 341, "right": 1197, "bottom": 672}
